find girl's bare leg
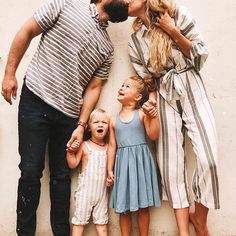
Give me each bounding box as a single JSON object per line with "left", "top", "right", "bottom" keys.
{"left": 137, "top": 208, "right": 150, "bottom": 236}
{"left": 119, "top": 212, "right": 132, "bottom": 236}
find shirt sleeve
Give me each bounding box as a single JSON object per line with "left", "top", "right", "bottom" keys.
{"left": 93, "top": 51, "right": 114, "bottom": 80}
{"left": 128, "top": 40, "right": 149, "bottom": 78}
{"left": 34, "top": 0, "right": 67, "bottom": 31}
{"left": 176, "top": 6, "right": 208, "bottom": 71}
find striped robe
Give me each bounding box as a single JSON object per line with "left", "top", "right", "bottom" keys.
{"left": 128, "top": 6, "right": 220, "bottom": 209}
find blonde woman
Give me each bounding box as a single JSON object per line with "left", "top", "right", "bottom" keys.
{"left": 128, "top": 0, "right": 219, "bottom": 235}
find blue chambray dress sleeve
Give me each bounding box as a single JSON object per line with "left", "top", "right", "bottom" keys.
{"left": 34, "top": 0, "right": 67, "bottom": 31}
{"left": 176, "top": 6, "right": 208, "bottom": 71}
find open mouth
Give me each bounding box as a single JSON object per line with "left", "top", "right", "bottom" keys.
{"left": 97, "top": 129, "right": 104, "bottom": 133}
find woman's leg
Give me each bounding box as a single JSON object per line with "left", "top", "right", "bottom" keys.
{"left": 119, "top": 212, "right": 132, "bottom": 236}
{"left": 157, "top": 95, "right": 190, "bottom": 236}
{"left": 174, "top": 208, "right": 190, "bottom": 236}
{"left": 95, "top": 224, "right": 108, "bottom": 236}
{"left": 137, "top": 208, "right": 150, "bottom": 236}
{"left": 189, "top": 202, "right": 210, "bottom": 236}
{"left": 72, "top": 224, "right": 84, "bottom": 236}
{"left": 182, "top": 75, "right": 220, "bottom": 236}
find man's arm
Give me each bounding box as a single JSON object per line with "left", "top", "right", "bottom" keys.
{"left": 66, "top": 77, "right": 105, "bottom": 152}
{"left": 1, "top": 16, "right": 43, "bottom": 104}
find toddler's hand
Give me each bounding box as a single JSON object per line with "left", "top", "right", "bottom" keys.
{"left": 66, "top": 139, "right": 80, "bottom": 152}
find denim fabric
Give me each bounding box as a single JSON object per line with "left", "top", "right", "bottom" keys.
{"left": 17, "top": 83, "right": 78, "bottom": 236}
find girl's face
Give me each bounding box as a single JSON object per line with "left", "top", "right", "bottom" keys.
{"left": 89, "top": 114, "right": 109, "bottom": 141}
{"left": 117, "top": 79, "right": 141, "bottom": 104}
{"left": 128, "top": 0, "right": 146, "bottom": 17}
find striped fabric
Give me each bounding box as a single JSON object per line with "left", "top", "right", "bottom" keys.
{"left": 72, "top": 142, "right": 108, "bottom": 225}
{"left": 128, "top": 6, "right": 220, "bottom": 209}
{"left": 25, "top": 0, "right": 114, "bottom": 118}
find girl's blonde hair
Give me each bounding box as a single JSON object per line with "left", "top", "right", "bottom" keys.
{"left": 133, "top": 0, "right": 175, "bottom": 73}
{"left": 129, "top": 74, "right": 156, "bottom": 107}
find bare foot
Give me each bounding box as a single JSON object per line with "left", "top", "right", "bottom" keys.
{"left": 189, "top": 207, "right": 210, "bottom": 236}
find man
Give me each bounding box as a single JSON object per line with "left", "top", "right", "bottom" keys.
{"left": 1, "top": 0, "right": 128, "bottom": 235}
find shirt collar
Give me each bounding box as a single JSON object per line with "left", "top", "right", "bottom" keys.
{"left": 89, "top": 3, "right": 109, "bottom": 29}
{"left": 139, "top": 24, "right": 148, "bottom": 38}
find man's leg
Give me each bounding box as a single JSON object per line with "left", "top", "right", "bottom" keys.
{"left": 17, "top": 84, "right": 50, "bottom": 236}
{"left": 48, "top": 113, "right": 77, "bottom": 236}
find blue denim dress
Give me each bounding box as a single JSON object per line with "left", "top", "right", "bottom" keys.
{"left": 109, "top": 109, "right": 161, "bottom": 213}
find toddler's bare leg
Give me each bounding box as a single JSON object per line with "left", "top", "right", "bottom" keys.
{"left": 96, "top": 224, "right": 108, "bottom": 236}
{"left": 72, "top": 224, "right": 84, "bottom": 236}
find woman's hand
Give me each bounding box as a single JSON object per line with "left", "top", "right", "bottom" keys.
{"left": 156, "top": 11, "right": 176, "bottom": 35}
{"left": 142, "top": 98, "right": 158, "bottom": 119}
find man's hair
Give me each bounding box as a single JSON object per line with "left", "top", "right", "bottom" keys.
{"left": 90, "top": 0, "right": 99, "bottom": 4}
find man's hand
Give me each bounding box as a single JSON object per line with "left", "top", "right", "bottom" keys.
{"left": 1, "top": 75, "right": 18, "bottom": 105}
{"left": 66, "top": 125, "right": 84, "bottom": 152}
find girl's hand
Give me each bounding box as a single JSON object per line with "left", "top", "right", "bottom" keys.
{"left": 156, "top": 11, "right": 176, "bottom": 35}
{"left": 142, "top": 99, "right": 158, "bottom": 119}
{"left": 106, "top": 171, "right": 114, "bottom": 187}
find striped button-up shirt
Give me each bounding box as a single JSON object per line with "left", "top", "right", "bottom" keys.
{"left": 25, "top": 0, "right": 114, "bottom": 118}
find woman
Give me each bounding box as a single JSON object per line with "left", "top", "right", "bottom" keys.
{"left": 127, "top": 0, "right": 219, "bottom": 235}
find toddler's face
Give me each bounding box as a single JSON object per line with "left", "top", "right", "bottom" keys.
{"left": 89, "top": 114, "right": 109, "bottom": 140}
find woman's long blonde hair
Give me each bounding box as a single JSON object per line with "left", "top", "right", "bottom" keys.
{"left": 133, "top": 0, "right": 175, "bottom": 73}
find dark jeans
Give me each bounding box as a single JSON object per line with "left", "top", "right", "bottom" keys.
{"left": 17, "top": 83, "right": 78, "bottom": 236}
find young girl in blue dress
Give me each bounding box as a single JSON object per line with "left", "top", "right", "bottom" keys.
{"left": 107, "top": 75, "right": 161, "bottom": 236}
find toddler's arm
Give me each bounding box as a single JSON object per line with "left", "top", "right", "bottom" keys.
{"left": 66, "top": 142, "right": 83, "bottom": 169}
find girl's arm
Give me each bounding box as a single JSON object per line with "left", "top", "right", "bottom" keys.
{"left": 142, "top": 102, "right": 160, "bottom": 140}
{"left": 66, "top": 143, "right": 84, "bottom": 169}
{"left": 107, "top": 117, "right": 117, "bottom": 186}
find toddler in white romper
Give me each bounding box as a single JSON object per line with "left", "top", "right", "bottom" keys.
{"left": 72, "top": 141, "right": 108, "bottom": 225}
{"left": 66, "top": 108, "right": 109, "bottom": 236}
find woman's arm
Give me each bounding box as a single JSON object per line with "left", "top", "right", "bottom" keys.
{"left": 158, "top": 7, "right": 208, "bottom": 71}
{"left": 157, "top": 11, "right": 192, "bottom": 59}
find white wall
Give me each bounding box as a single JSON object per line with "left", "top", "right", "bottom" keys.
{"left": 0, "top": 0, "right": 236, "bottom": 235}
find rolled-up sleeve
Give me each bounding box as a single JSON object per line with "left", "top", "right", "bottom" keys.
{"left": 93, "top": 51, "right": 114, "bottom": 80}
{"left": 34, "top": 0, "right": 66, "bottom": 31}
{"left": 177, "top": 6, "right": 208, "bottom": 71}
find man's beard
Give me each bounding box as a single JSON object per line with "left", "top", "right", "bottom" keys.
{"left": 103, "top": 0, "right": 128, "bottom": 23}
